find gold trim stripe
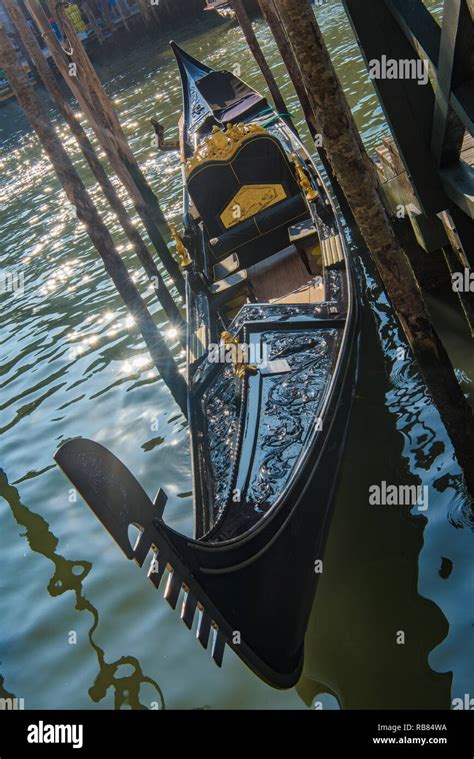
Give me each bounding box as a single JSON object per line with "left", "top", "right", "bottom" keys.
{"left": 321, "top": 234, "right": 344, "bottom": 268}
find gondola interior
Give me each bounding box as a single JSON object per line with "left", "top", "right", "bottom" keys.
{"left": 173, "top": 43, "right": 352, "bottom": 541}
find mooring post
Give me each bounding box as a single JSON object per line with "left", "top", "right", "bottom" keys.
{"left": 4, "top": 0, "right": 185, "bottom": 343}
{"left": 0, "top": 22, "right": 188, "bottom": 417}
{"left": 115, "top": 0, "right": 130, "bottom": 31}
{"left": 99, "top": 0, "right": 114, "bottom": 35}
{"left": 81, "top": 1, "right": 105, "bottom": 44}
{"left": 27, "top": 0, "right": 185, "bottom": 299}
{"left": 258, "top": 0, "right": 316, "bottom": 134}
{"left": 42, "top": 2, "right": 161, "bottom": 219}
{"left": 258, "top": 0, "right": 351, "bottom": 218}
{"left": 272, "top": 0, "right": 474, "bottom": 500}
{"left": 229, "top": 0, "right": 290, "bottom": 127}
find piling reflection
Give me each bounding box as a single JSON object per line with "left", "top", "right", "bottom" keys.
{"left": 0, "top": 469, "right": 165, "bottom": 710}
{"left": 298, "top": 252, "right": 472, "bottom": 709}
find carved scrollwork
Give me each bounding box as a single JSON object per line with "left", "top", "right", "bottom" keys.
{"left": 186, "top": 122, "right": 267, "bottom": 176}
{"left": 244, "top": 330, "right": 338, "bottom": 512}
{"left": 202, "top": 366, "right": 243, "bottom": 513}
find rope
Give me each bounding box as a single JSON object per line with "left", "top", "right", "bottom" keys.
{"left": 262, "top": 112, "right": 293, "bottom": 128}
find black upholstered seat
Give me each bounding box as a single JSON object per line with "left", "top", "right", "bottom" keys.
{"left": 209, "top": 194, "right": 307, "bottom": 263}
{"left": 186, "top": 129, "right": 309, "bottom": 270}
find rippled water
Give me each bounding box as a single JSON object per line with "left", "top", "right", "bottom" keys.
{"left": 0, "top": 2, "right": 472, "bottom": 710}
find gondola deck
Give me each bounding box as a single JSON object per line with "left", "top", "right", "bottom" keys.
{"left": 55, "top": 42, "right": 359, "bottom": 689}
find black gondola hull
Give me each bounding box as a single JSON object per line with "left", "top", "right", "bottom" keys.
{"left": 162, "top": 309, "right": 359, "bottom": 686}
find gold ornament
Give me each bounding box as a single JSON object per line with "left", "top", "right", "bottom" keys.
{"left": 290, "top": 154, "right": 318, "bottom": 202}
{"left": 220, "top": 331, "right": 258, "bottom": 379}
{"left": 186, "top": 123, "right": 268, "bottom": 176}
{"left": 170, "top": 224, "right": 192, "bottom": 269}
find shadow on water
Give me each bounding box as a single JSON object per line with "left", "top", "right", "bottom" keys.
{"left": 0, "top": 469, "right": 165, "bottom": 710}
{"left": 297, "top": 240, "right": 473, "bottom": 710}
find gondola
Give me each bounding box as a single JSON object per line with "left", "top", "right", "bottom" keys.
{"left": 55, "top": 43, "right": 359, "bottom": 689}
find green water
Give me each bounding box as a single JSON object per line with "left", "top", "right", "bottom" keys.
{"left": 0, "top": 3, "right": 472, "bottom": 710}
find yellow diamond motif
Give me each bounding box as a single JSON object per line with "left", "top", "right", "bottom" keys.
{"left": 220, "top": 184, "right": 287, "bottom": 229}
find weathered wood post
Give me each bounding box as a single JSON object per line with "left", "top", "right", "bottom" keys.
{"left": 258, "top": 0, "right": 351, "bottom": 218}
{"left": 431, "top": 0, "right": 471, "bottom": 168}
{"left": 81, "top": 0, "right": 105, "bottom": 43}
{"left": 0, "top": 22, "right": 188, "bottom": 416}
{"left": 258, "top": 0, "right": 316, "bottom": 134}
{"left": 99, "top": 0, "right": 114, "bottom": 34}
{"left": 272, "top": 0, "right": 474, "bottom": 499}
{"left": 4, "top": 0, "right": 185, "bottom": 342}
{"left": 115, "top": 0, "right": 130, "bottom": 31}
{"left": 27, "top": 0, "right": 185, "bottom": 298}
{"left": 229, "top": 0, "right": 290, "bottom": 124}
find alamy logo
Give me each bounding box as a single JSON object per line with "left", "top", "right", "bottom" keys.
{"left": 27, "top": 721, "right": 83, "bottom": 750}
{"left": 369, "top": 481, "right": 429, "bottom": 511}
{"left": 369, "top": 55, "right": 429, "bottom": 86}
{"left": 452, "top": 694, "right": 474, "bottom": 710}
{"left": 452, "top": 269, "right": 474, "bottom": 293}
{"left": 208, "top": 340, "right": 269, "bottom": 367}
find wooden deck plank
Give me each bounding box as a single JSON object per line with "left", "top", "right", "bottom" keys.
{"left": 272, "top": 279, "right": 325, "bottom": 305}
{"left": 250, "top": 248, "right": 312, "bottom": 302}
{"left": 462, "top": 132, "right": 474, "bottom": 167}
{"left": 248, "top": 246, "right": 325, "bottom": 305}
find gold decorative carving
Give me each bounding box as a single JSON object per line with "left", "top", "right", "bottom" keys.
{"left": 170, "top": 224, "right": 192, "bottom": 269}
{"left": 290, "top": 153, "right": 318, "bottom": 202}
{"left": 220, "top": 184, "right": 287, "bottom": 229}
{"left": 220, "top": 331, "right": 258, "bottom": 379}
{"left": 186, "top": 123, "right": 267, "bottom": 176}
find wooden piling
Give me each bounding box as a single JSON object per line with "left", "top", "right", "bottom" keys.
{"left": 0, "top": 21, "right": 188, "bottom": 416}
{"left": 272, "top": 0, "right": 474, "bottom": 499}
{"left": 27, "top": 0, "right": 185, "bottom": 299}
{"left": 258, "top": 0, "right": 352, "bottom": 219}
{"left": 258, "top": 0, "right": 316, "bottom": 134}
{"left": 229, "top": 0, "right": 289, "bottom": 123}
{"left": 4, "top": 0, "right": 185, "bottom": 343}
{"left": 99, "top": 0, "right": 114, "bottom": 34}
{"left": 81, "top": 1, "right": 105, "bottom": 44}
{"left": 115, "top": 0, "right": 130, "bottom": 31}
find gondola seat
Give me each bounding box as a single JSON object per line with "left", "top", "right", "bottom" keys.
{"left": 186, "top": 124, "right": 310, "bottom": 271}
{"left": 208, "top": 194, "right": 308, "bottom": 265}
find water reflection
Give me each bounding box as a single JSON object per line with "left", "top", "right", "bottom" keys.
{"left": 298, "top": 248, "right": 471, "bottom": 709}
{"left": 0, "top": 469, "right": 165, "bottom": 710}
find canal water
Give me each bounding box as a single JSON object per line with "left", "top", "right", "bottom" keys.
{"left": 0, "top": 2, "right": 472, "bottom": 710}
